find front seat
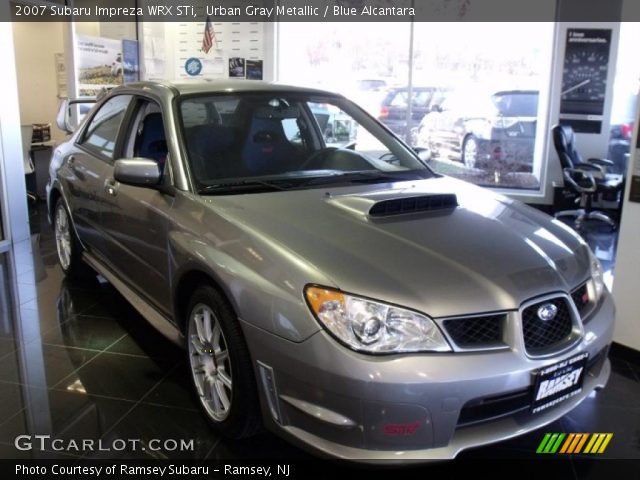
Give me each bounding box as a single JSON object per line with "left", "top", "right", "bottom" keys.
{"left": 240, "top": 114, "right": 301, "bottom": 175}
{"left": 136, "top": 113, "right": 168, "bottom": 170}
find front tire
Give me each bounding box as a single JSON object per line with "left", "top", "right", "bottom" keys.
{"left": 186, "top": 285, "right": 262, "bottom": 439}
{"left": 53, "top": 199, "right": 91, "bottom": 279}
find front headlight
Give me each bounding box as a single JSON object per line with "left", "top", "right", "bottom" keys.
{"left": 588, "top": 249, "right": 605, "bottom": 303}
{"left": 304, "top": 286, "right": 451, "bottom": 354}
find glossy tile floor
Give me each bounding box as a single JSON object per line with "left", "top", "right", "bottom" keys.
{"left": 0, "top": 204, "right": 638, "bottom": 467}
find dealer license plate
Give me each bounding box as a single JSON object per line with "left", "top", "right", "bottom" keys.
{"left": 531, "top": 352, "right": 589, "bottom": 414}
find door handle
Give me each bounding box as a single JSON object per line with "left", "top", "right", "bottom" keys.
{"left": 104, "top": 178, "right": 118, "bottom": 197}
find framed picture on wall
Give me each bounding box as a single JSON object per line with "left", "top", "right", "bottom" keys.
{"left": 560, "top": 28, "right": 611, "bottom": 118}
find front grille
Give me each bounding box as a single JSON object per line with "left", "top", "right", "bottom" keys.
{"left": 522, "top": 297, "right": 574, "bottom": 355}
{"left": 571, "top": 282, "right": 593, "bottom": 323}
{"left": 443, "top": 314, "right": 505, "bottom": 348}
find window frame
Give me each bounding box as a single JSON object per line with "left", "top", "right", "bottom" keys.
{"left": 75, "top": 94, "right": 135, "bottom": 165}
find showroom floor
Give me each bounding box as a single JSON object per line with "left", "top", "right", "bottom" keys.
{"left": 0, "top": 204, "right": 638, "bottom": 469}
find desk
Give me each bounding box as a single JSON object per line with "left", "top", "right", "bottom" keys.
{"left": 30, "top": 141, "right": 54, "bottom": 199}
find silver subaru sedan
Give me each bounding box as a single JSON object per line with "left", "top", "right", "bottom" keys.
{"left": 47, "top": 81, "right": 614, "bottom": 461}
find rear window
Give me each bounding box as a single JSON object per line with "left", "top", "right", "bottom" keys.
{"left": 492, "top": 93, "right": 539, "bottom": 116}
{"left": 386, "top": 90, "right": 434, "bottom": 108}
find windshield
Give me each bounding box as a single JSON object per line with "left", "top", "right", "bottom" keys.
{"left": 179, "top": 92, "right": 431, "bottom": 194}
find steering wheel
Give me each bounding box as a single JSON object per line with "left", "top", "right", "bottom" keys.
{"left": 299, "top": 147, "right": 338, "bottom": 170}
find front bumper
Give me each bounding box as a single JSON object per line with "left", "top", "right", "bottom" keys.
{"left": 242, "top": 291, "right": 614, "bottom": 461}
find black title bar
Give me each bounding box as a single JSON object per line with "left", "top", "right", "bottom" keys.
{"left": 6, "top": 0, "right": 631, "bottom": 22}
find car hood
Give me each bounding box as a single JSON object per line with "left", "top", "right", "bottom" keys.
{"left": 199, "top": 177, "right": 590, "bottom": 318}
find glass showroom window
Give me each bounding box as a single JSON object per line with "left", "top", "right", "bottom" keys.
{"left": 277, "top": 22, "right": 410, "bottom": 118}
{"left": 411, "top": 22, "right": 554, "bottom": 191}
{"left": 278, "top": 21, "right": 555, "bottom": 192}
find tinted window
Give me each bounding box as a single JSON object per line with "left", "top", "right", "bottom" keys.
{"left": 82, "top": 95, "right": 132, "bottom": 159}
{"left": 388, "top": 90, "right": 433, "bottom": 108}
{"left": 492, "top": 92, "right": 539, "bottom": 116}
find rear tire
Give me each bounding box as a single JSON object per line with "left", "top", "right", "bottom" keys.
{"left": 53, "top": 199, "right": 93, "bottom": 279}
{"left": 186, "top": 285, "right": 262, "bottom": 439}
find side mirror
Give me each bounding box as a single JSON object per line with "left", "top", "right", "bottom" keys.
{"left": 56, "top": 98, "right": 96, "bottom": 134}
{"left": 114, "top": 158, "right": 161, "bottom": 187}
{"left": 430, "top": 104, "right": 443, "bottom": 113}
{"left": 413, "top": 147, "right": 431, "bottom": 162}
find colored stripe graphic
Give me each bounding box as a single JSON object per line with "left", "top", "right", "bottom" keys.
{"left": 538, "top": 433, "right": 613, "bottom": 454}
{"left": 559, "top": 433, "right": 575, "bottom": 453}
{"left": 536, "top": 433, "right": 565, "bottom": 453}
{"left": 536, "top": 433, "right": 552, "bottom": 453}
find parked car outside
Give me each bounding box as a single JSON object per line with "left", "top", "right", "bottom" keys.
{"left": 416, "top": 90, "right": 539, "bottom": 171}
{"left": 49, "top": 80, "right": 613, "bottom": 461}
{"left": 377, "top": 86, "right": 449, "bottom": 139}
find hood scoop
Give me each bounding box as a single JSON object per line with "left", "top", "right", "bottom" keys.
{"left": 368, "top": 194, "right": 458, "bottom": 217}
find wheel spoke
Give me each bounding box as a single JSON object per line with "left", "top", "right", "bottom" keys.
{"left": 190, "top": 333, "right": 205, "bottom": 353}
{"left": 217, "top": 369, "right": 232, "bottom": 389}
{"left": 215, "top": 378, "right": 231, "bottom": 410}
{"left": 202, "top": 308, "right": 214, "bottom": 342}
{"left": 194, "top": 313, "right": 207, "bottom": 344}
{"left": 192, "top": 368, "right": 206, "bottom": 396}
{"left": 207, "top": 376, "right": 222, "bottom": 411}
{"left": 214, "top": 349, "right": 228, "bottom": 364}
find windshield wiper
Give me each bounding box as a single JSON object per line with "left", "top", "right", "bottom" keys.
{"left": 198, "top": 179, "right": 289, "bottom": 195}
{"left": 342, "top": 170, "right": 430, "bottom": 184}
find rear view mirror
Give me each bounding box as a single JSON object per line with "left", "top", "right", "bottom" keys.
{"left": 114, "top": 158, "right": 161, "bottom": 187}
{"left": 254, "top": 105, "right": 300, "bottom": 119}
{"left": 56, "top": 98, "right": 96, "bottom": 134}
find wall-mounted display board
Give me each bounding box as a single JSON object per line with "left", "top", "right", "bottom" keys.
{"left": 559, "top": 28, "right": 612, "bottom": 134}
{"left": 174, "top": 21, "right": 263, "bottom": 80}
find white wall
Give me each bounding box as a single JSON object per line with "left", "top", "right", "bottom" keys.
{"left": 0, "top": 20, "right": 29, "bottom": 244}
{"left": 612, "top": 95, "right": 640, "bottom": 351}
{"left": 12, "top": 22, "right": 66, "bottom": 144}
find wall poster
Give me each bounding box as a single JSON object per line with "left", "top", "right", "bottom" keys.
{"left": 75, "top": 35, "right": 123, "bottom": 97}
{"left": 559, "top": 28, "right": 611, "bottom": 133}
{"left": 229, "top": 57, "right": 245, "bottom": 78}
{"left": 122, "top": 39, "right": 140, "bottom": 84}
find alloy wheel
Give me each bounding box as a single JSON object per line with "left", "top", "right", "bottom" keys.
{"left": 54, "top": 203, "right": 72, "bottom": 271}
{"left": 188, "top": 303, "right": 233, "bottom": 421}
{"left": 463, "top": 136, "right": 478, "bottom": 169}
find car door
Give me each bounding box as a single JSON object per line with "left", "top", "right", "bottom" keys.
{"left": 65, "top": 94, "right": 133, "bottom": 258}
{"left": 99, "top": 97, "right": 175, "bottom": 315}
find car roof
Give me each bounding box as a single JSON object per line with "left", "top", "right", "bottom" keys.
{"left": 110, "top": 80, "right": 342, "bottom": 99}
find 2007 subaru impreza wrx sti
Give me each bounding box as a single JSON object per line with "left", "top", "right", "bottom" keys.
{"left": 48, "top": 81, "right": 614, "bottom": 461}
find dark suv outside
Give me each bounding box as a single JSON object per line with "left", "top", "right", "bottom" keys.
{"left": 377, "top": 86, "right": 448, "bottom": 139}
{"left": 416, "top": 90, "right": 539, "bottom": 171}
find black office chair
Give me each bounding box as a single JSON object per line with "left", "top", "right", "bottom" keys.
{"left": 551, "top": 124, "right": 623, "bottom": 230}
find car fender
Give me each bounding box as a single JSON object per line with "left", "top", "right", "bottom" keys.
{"left": 169, "top": 230, "right": 326, "bottom": 343}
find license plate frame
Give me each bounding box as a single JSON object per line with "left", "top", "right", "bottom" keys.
{"left": 531, "top": 352, "right": 589, "bottom": 414}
